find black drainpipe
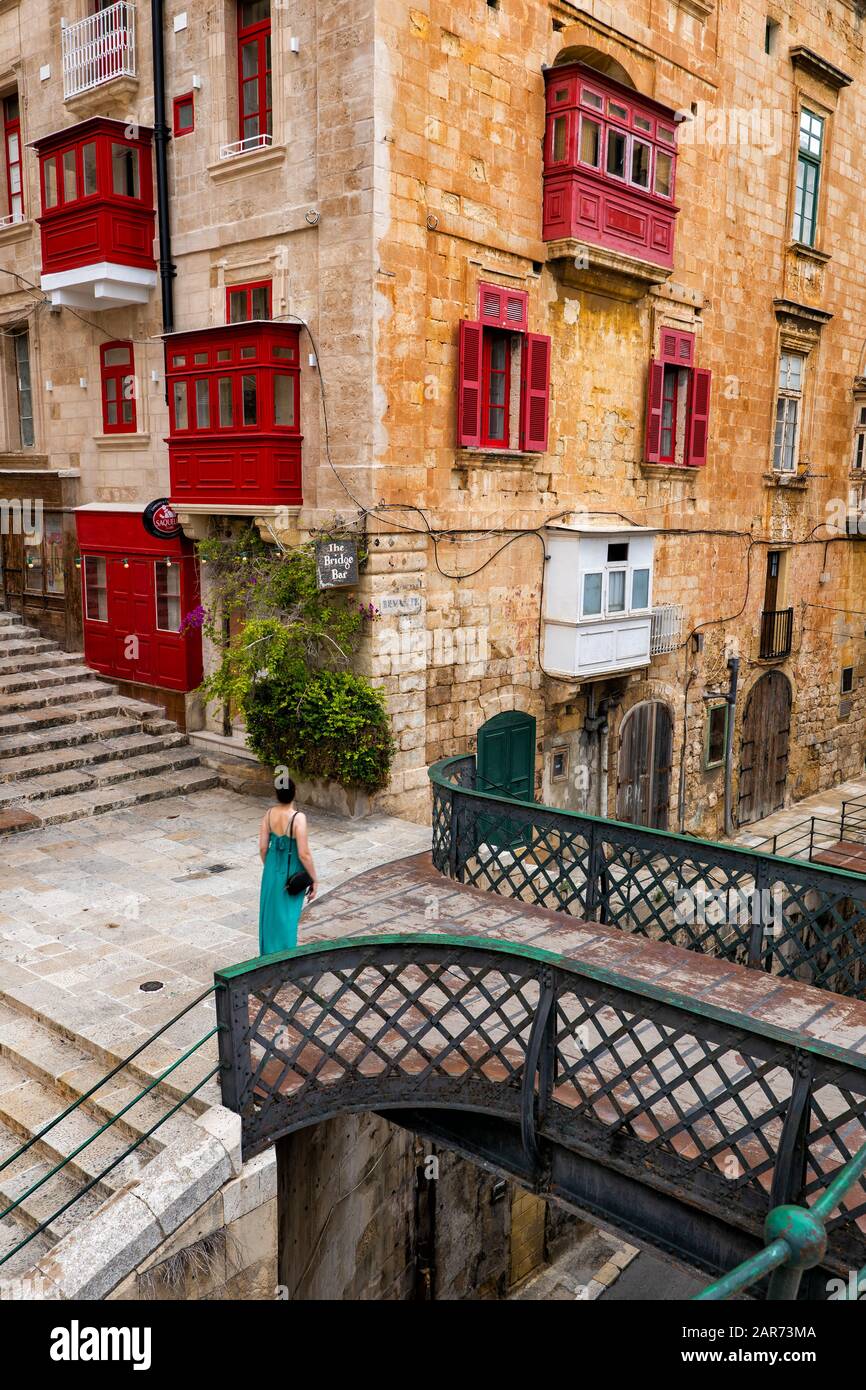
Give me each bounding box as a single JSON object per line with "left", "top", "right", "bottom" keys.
{"left": 151, "top": 0, "right": 175, "bottom": 333}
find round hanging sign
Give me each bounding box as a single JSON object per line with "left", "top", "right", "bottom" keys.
{"left": 142, "top": 498, "right": 182, "bottom": 540}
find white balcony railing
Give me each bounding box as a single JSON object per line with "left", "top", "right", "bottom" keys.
{"left": 0, "top": 209, "right": 25, "bottom": 230}
{"left": 219, "top": 133, "right": 274, "bottom": 161}
{"left": 62, "top": 2, "right": 137, "bottom": 101}
{"left": 650, "top": 603, "right": 683, "bottom": 655}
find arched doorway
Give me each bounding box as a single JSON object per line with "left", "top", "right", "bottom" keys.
{"left": 476, "top": 710, "right": 536, "bottom": 802}
{"left": 738, "top": 672, "right": 792, "bottom": 825}
{"left": 615, "top": 701, "right": 673, "bottom": 829}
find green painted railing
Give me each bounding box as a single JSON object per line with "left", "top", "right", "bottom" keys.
{"left": 0, "top": 986, "right": 220, "bottom": 1270}
{"left": 429, "top": 754, "right": 866, "bottom": 1000}
{"left": 695, "top": 1137, "right": 866, "bottom": 1301}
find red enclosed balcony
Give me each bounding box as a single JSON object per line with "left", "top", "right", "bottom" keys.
{"left": 165, "top": 321, "right": 303, "bottom": 513}
{"left": 543, "top": 63, "right": 680, "bottom": 283}
{"left": 31, "top": 117, "right": 156, "bottom": 310}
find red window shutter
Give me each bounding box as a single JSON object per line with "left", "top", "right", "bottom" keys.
{"left": 645, "top": 360, "right": 665, "bottom": 463}
{"left": 520, "top": 333, "right": 551, "bottom": 452}
{"left": 504, "top": 290, "right": 528, "bottom": 330}
{"left": 478, "top": 282, "right": 528, "bottom": 331}
{"left": 480, "top": 284, "right": 505, "bottom": 326}
{"left": 457, "top": 319, "right": 483, "bottom": 447}
{"left": 687, "top": 368, "right": 712, "bottom": 467}
{"left": 660, "top": 329, "right": 694, "bottom": 366}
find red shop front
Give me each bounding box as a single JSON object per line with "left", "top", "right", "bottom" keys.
{"left": 74, "top": 506, "right": 203, "bottom": 707}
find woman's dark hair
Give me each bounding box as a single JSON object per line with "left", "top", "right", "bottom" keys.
{"left": 274, "top": 778, "right": 296, "bottom": 805}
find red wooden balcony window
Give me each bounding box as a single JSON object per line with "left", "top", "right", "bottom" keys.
{"left": 167, "top": 333, "right": 299, "bottom": 437}
{"left": 543, "top": 63, "right": 679, "bottom": 269}
{"left": 457, "top": 282, "right": 550, "bottom": 453}
{"left": 165, "top": 320, "right": 303, "bottom": 510}
{"left": 226, "top": 280, "right": 271, "bottom": 322}
{"left": 238, "top": 1, "right": 272, "bottom": 143}
{"left": 100, "top": 340, "right": 137, "bottom": 433}
{"left": 41, "top": 130, "right": 144, "bottom": 212}
{"left": 32, "top": 118, "right": 156, "bottom": 280}
{"left": 645, "top": 329, "right": 712, "bottom": 467}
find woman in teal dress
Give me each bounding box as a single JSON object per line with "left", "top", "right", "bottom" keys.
{"left": 258, "top": 778, "right": 318, "bottom": 956}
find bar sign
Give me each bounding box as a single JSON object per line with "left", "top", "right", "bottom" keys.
{"left": 315, "top": 539, "right": 359, "bottom": 589}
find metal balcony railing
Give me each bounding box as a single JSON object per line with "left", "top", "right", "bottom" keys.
{"left": 62, "top": 2, "right": 136, "bottom": 100}
{"left": 650, "top": 602, "right": 683, "bottom": 655}
{"left": 759, "top": 605, "right": 793, "bottom": 660}
{"left": 749, "top": 794, "right": 866, "bottom": 863}
{"left": 219, "top": 133, "right": 274, "bottom": 161}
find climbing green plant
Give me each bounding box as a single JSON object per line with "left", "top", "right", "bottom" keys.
{"left": 245, "top": 669, "right": 395, "bottom": 793}
{"left": 196, "top": 528, "right": 393, "bottom": 792}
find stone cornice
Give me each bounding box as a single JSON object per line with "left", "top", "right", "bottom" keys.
{"left": 789, "top": 46, "right": 853, "bottom": 93}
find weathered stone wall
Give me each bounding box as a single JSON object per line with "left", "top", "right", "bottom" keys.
{"left": 275, "top": 1112, "right": 572, "bottom": 1301}
{"left": 367, "top": 0, "right": 866, "bottom": 829}
{"left": 110, "top": 1150, "right": 279, "bottom": 1302}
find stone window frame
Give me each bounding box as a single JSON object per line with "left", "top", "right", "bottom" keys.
{"left": 207, "top": 1, "right": 287, "bottom": 171}
{"left": 766, "top": 315, "right": 823, "bottom": 480}
{"left": 0, "top": 320, "right": 39, "bottom": 452}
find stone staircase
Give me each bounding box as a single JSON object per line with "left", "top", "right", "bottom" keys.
{"left": 0, "top": 991, "right": 213, "bottom": 1286}
{"left": 0, "top": 608, "right": 219, "bottom": 834}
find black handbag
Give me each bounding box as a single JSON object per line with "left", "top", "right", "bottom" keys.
{"left": 285, "top": 813, "right": 313, "bottom": 895}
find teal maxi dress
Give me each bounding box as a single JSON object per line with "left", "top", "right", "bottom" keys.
{"left": 258, "top": 812, "right": 306, "bottom": 955}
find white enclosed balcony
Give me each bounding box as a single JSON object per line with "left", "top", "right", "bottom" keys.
{"left": 62, "top": 3, "right": 137, "bottom": 102}
{"left": 542, "top": 522, "right": 657, "bottom": 680}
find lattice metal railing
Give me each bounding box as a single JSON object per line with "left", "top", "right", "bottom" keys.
{"left": 215, "top": 934, "right": 866, "bottom": 1286}
{"left": 430, "top": 756, "right": 866, "bottom": 1000}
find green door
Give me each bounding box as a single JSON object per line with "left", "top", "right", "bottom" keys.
{"left": 477, "top": 710, "right": 536, "bottom": 799}
{"left": 476, "top": 711, "right": 536, "bottom": 849}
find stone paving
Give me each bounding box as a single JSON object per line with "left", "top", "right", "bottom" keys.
{"left": 0, "top": 786, "right": 431, "bottom": 1060}
{"left": 734, "top": 773, "right": 866, "bottom": 855}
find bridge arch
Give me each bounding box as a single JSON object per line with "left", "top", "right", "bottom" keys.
{"left": 216, "top": 932, "right": 866, "bottom": 1294}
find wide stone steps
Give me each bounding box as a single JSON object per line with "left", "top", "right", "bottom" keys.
{"left": 0, "top": 665, "right": 109, "bottom": 696}
{"left": 0, "top": 747, "right": 202, "bottom": 804}
{"left": 15, "top": 767, "right": 220, "bottom": 828}
{"left": 0, "top": 677, "right": 115, "bottom": 715}
{"left": 0, "top": 1008, "right": 190, "bottom": 1153}
{"left": 0, "top": 1122, "right": 108, "bottom": 1244}
{"left": 0, "top": 716, "right": 145, "bottom": 761}
{"left": 0, "top": 697, "right": 171, "bottom": 739}
{"left": 0, "top": 731, "right": 188, "bottom": 783}
{"left": 0, "top": 995, "right": 204, "bottom": 1284}
{"left": 0, "top": 650, "right": 84, "bottom": 678}
{"left": 0, "top": 604, "right": 219, "bottom": 835}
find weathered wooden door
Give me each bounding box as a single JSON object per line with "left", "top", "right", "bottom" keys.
{"left": 738, "top": 671, "right": 791, "bottom": 825}
{"left": 0, "top": 532, "right": 24, "bottom": 615}
{"left": 615, "top": 701, "right": 673, "bottom": 829}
